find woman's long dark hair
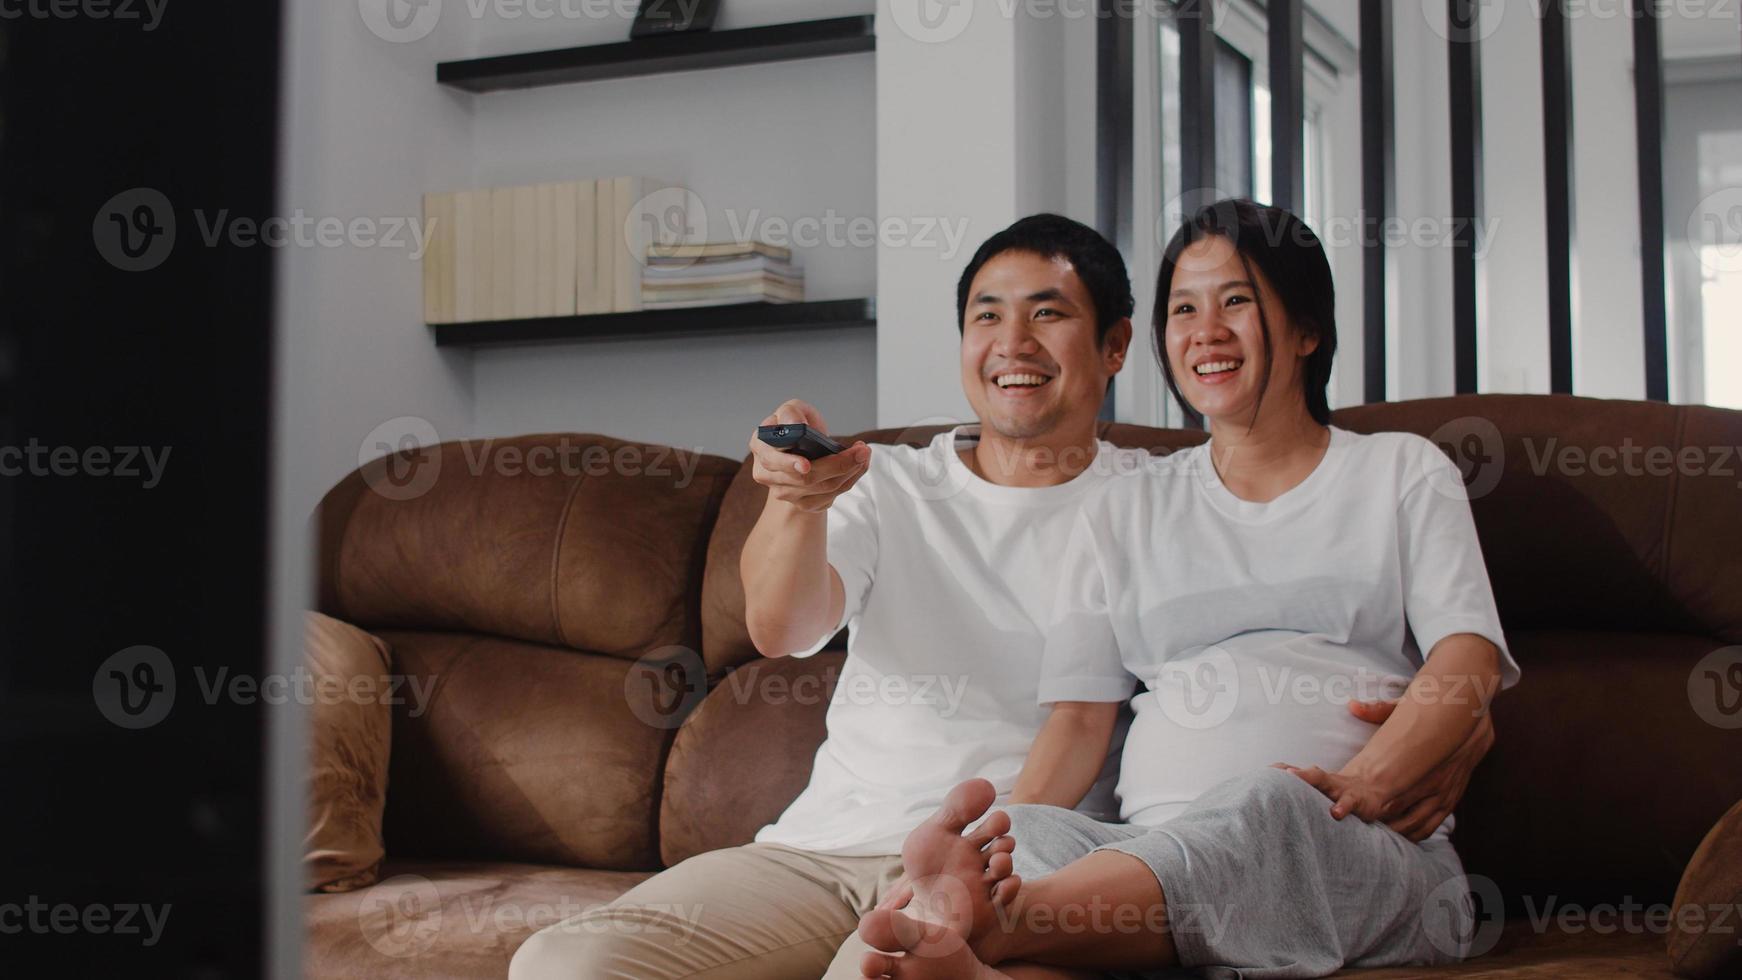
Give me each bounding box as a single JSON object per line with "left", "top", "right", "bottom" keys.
{"left": 1154, "top": 200, "right": 1338, "bottom": 427}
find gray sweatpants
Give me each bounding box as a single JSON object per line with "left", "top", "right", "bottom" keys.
{"left": 1003, "top": 767, "right": 1476, "bottom": 979}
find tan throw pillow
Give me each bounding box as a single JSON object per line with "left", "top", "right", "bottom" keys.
{"left": 1669, "top": 798, "right": 1742, "bottom": 979}
{"left": 303, "top": 611, "right": 393, "bottom": 893}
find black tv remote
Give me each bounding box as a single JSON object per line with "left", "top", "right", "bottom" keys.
{"left": 757, "top": 423, "right": 847, "bottom": 461}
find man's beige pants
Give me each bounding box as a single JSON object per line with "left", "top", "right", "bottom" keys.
{"left": 508, "top": 842, "right": 904, "bottom": 980}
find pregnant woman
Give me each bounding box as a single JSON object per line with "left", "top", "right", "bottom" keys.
{"left": 854, "top": 200, "right": 1519, "bottom": 979}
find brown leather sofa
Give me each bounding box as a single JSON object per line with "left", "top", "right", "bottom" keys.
{"left": 304, "top": 395, "right": 1742, "bottom": 979}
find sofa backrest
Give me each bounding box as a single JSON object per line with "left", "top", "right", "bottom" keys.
{"left": 675, "top": 395, "right": 1742, "bottom": 906}
{"left": 318, "top": 433, "right": 740, "bottom": 658}
{"left": 315, "top": 433, "right": 739, "bottom": 870}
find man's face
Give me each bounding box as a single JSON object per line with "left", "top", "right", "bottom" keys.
{"left": 959, "top": 250, "right": 1129, "bottom": 442}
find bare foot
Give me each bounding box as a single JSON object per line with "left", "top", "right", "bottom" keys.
{"left": 858, "top": 913, "right": 1012, "bottom": 979}
{"left": 857, "top": 779, "right": 1022, "bottom": 974}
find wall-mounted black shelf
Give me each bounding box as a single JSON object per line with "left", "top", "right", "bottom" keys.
{"left": 437, "top": 16, "right": 875, "bottom": 92}
{"left": 431, "top": 298, "right": 876, "bottom": 348}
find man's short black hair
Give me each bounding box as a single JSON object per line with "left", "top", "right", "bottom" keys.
{"left": 955, "top": 214, "right": 1134, "bottom": 342}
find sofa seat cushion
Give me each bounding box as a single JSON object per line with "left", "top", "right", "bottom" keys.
{"left": 376, "top": 630, "right": 678, "bottom": 871}
{"left": 304, "top": 859, "right": 650, "bottom": 979}
{"left": 661, "top": 653, "right": 842, "bottom": 866}
{"left": 1329, "top": 918, "right": 1675, "bottom": 977}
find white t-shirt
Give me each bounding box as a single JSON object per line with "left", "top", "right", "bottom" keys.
{"left": 1040, "top": 427, "right": 1519, "bottom": 839}
{"left": 756, "top": 426, "right": 1150, "bottom": 856}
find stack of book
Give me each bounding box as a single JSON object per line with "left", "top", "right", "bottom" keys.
{"left": 640, "top": 242, "right": 804, "bottom": 309}
{"left": 422, "top": 176, "right": 688, "bottom": 323}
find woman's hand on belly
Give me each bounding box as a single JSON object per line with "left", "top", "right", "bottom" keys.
{"left": 1269, "top": 762, "right": 1396, "bottom": 823}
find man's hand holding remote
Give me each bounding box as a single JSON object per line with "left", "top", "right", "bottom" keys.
{"left": 747, "top": 399, "right": 872, "bottom": 513}
{"left": 741, "top": 399, "right": 872, "bottom": 658}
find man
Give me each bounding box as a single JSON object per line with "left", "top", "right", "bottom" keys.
{"left": 509, "top": 214, "right": 1492, "bottom": 979}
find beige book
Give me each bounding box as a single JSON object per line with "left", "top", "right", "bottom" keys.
{"left": 421, "top": 192, "right": 454, "bottom": 324}
{"left": 533, "top": 183, "right": 557, "bottom": 318}
{"left": 491, "top": 187, "right": 517, "bottom": 320}
{"left": 590, "top": 178, "right": 616, "bottom": 315}
{"left": 513, "top": 185, "right": 539, "bottom": 319}
{"left": 552, "top": 181, "right": 578, "bottom": 318}
{"left": 648, "top": 241, "right": 792, "bottom": 262}
{"left": 452, "top": 188, "right": 492, "bottom": 323}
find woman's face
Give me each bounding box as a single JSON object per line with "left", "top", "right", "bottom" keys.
{"left": 1161, "top": 235, "right": 1317, "bottom": 430}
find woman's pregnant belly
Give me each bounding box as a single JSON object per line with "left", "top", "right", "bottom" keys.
{"left": 1115, "top": 634, "right": 1411, "bottom": 826}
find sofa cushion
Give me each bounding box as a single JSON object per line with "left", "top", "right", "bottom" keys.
{"left": 304, "top": 612, "right": 394, "bottom": 893}
{"left": 305, "top": 859, "right": 650, "bottom": 979}
{"left": 1668, "top": 798, "right": 1742, "bottom": 978}
{"left": 698, "top": 422, "right": 1208, "bottom": 675}
{"left": 659, "top": 653, "right": 843, "bottom": 867}
{"left": 376, "top": 630, "right": 678, "bottom": 871}
{"left": 1453, "top": 629, "right": 1742, "bottom": 909}
{"left": 317, "top": 434, "right": 738, "bottom": 660}
{"left": 1333, "top": 395, "right": 1742, "bottom": 643}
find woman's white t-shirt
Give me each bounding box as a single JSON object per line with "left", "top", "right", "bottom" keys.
{"left": 1040, "top": 427, "right": 1520, "bottom": 839}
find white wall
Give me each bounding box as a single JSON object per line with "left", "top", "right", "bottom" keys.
{"left": 1388, "top": 1, "right": 1456, "bottom": 400}
{"left": 871, "top": 0, "right": 1100, "bottom": 430}
{"left": 1477, "top": 0, "right": 1551, "bottom": 395}
{"left": 1569, "top": 5, "right": 1648, "bottom": 399}
{"left": 462, "top": 0, "right": 879, "bottom": 455}
{"left": 275, "top": 2, "right": 477, "bottom": 519}
{"left": 874, "top": 0, "right": 1019, "bottom": 430}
